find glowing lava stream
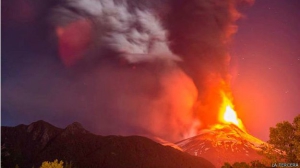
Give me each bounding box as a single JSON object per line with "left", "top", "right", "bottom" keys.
{"left": 219, "top": 91, "right": 246, "bottom": 131}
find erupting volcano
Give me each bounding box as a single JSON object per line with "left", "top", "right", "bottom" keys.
{"left": 176, "top": 123, "right": 266, "bottom": 168}
{"left": 2, "top": 0, "right": 259, "bottom": 143}
{"left": 5, "top": 0, "right": 300, "bottom": 167}
{"left": 176, "top": 90, "right": 267, "bottom": 167}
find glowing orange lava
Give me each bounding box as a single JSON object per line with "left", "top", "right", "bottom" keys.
{"left": 224, "top": 105, "right": 238, "bottom": 125}
{"left": 219, "top": 91, "right": 246, "bottom": 131}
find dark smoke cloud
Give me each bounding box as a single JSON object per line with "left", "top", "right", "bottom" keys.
{"left": 2, "top": 0, "right": 251, "bottom": 142}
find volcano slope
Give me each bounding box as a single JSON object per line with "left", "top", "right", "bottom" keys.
{"left": 1, "top": 120, "right": 215, "bottom": 168}
{"left": 176, "top": 124, "right": 266, "bottom": 167}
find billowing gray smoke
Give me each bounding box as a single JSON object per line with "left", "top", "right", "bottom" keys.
{"left": 52, "top": 0, "right": 181, "bottom": 64}
{"left": 2, "top": 0, "right": 251, "bottom": 142}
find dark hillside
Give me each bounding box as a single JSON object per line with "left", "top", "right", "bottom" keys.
{"left": 2, "top": 120, "right": 215, "bottom": 168}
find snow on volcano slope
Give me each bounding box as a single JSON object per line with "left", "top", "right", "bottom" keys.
{"left": 176, "top": 124, "right": 267, "bottom": 167}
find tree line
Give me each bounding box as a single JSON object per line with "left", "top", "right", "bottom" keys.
{"left": 222, "top": 114, "right": 300, "bottom": 168}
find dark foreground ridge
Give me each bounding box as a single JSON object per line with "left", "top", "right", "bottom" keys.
{"left": 1, "top": 120, "right": 215, "bottom": 168}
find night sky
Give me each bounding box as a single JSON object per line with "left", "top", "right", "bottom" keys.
{"left": 230, "top": 0, "right": 300, "bottom": 140}
{"left": 2, "top": 0, "right": 300, "bottom": 141}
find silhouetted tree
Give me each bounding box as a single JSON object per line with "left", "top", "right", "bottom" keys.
{"left": 232, "top": 162, "right": 250, "bottom": 168}
{"left": 221, "top": 162, "right": 249, "bottom": 168}
{"left": 222, "top": 161, "right": 267, "bottom": 168}
{"left": 221, "top": 162, "right": 232, "bottom": 168}
{"left": 64, "top": 161, "right": 73, "bottom": 168}
{"left": 268, "top": 114, "right": 300, "bottom": 162}
{"left": 249, "top": 160, "right": 266, "bottom": 168}
{"left": 40, "top": 159, "right": 63, "bottom": 168}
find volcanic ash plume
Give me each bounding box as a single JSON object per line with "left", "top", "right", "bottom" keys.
{"left": 52, "top": 0, "right": 181, "bottom": 66}
{"left": 2, "top": 0, "right": 251, "bottom": 142}
{"left": 51, "top": 0, "right": 250, "bottom": 141}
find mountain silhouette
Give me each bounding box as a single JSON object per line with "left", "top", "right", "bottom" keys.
{"left": 1, "top": 120, "right": 215, "bottom": 168}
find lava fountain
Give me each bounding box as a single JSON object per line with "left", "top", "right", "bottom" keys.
{"left": 218, "top": 91, "right": 246, "bottom": 131}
